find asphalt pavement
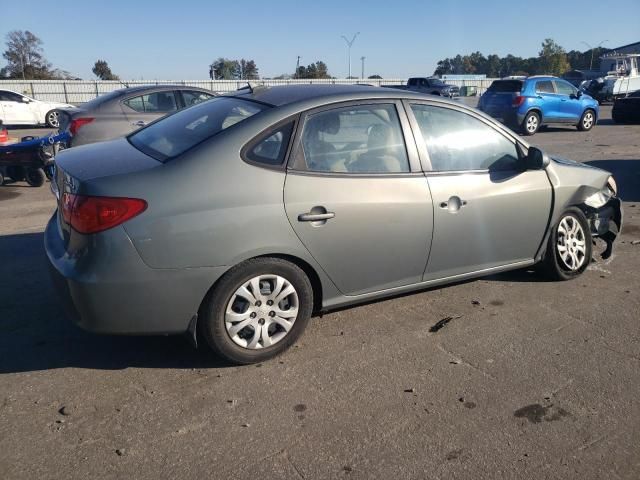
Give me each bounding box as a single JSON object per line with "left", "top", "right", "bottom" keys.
{"left": 1, "top": 105, "right": 639, "bottom": 479}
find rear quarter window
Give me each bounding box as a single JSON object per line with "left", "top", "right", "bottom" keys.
{"left": 128, "top": 97, "right": 267, "bottom": 162}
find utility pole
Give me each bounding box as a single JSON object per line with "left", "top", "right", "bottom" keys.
{"left": 360, "top": 56, "right": 365, "bottom": 79}
{"left": 581, "top": 40, "right": 608, "bottom": 71}
{"left": 341, "top": 32, "right": 360, "bottom": 78}
{"left": 295, "top": 55, "right": 301, "bottom": 78}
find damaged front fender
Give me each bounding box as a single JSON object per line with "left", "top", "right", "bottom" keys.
{"left": 584, "top": 196, "right": 623, "bottom": 260}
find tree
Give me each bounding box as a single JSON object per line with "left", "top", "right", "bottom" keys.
{"left": 92, "top": 60, "right": 119, "bottom": 80}
{"left": 238, "top": 59, "right": 259, "bottom": 80}
{"left": 211, "top": 57, "right": 239, "bottom": 80}
{"left": 368, "top": 74, "right": 382, "bottom": 79}
{"left": 1, "top": 30, "right": 57, "bottom": 79}
{"left": 536, "top": 38, "right": 570, "bottom": 76}
{"left": 296, "top": 61, "right": 331, "bottom": 79}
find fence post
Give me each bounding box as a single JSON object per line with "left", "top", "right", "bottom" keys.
{"left": 30, "top": 82, "right": 35, "bottom": 99}
{"left": 95, "top": 80, "right": 99, "bottom": 99}
{"left": 63, "top": 82, "right": 69, "bottom": 103}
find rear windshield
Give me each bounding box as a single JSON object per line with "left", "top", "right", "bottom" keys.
{"left": 487, "top": 80, "right": 523, "bottom": 93}
{"left": 80, "top": 89, "right": 124, "bottom": 109}
{"left": 129, "top": 97, "right": 267, "bottom": 161}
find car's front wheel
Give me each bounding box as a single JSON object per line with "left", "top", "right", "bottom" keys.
{"left": 541, "top": 208, "right": 592, "bottom": 280}
{"left": 577, "top": 109, "right": 596, "bottom": 131}
{"left": 45, "top": 110, "right": 60, "bottom": 128}
{"left": 199, "top": 257, "right": 313, "bottom": 364}
{"left": 522, "top": 111, "right": 540, "bottom": 135}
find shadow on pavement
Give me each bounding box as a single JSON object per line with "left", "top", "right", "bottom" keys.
{"left": 0, "top": 232, "right": 230, "bottom": 374}
{"left": 585, "top": 159, "right": 640, "bottom": 202}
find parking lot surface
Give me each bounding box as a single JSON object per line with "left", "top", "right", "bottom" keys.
{"left": 1, "top": 107, "right": 639, "bottom": 479}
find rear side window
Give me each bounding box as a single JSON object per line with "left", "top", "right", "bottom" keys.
{"left": 124, "top": 91, "right": 178, "bottom": 113}
{"left": 182, "top": 90, "right": 215, "bottom": 107}
{"left": 245, "top": 121, "right": 295, "bottom": 167}
{"left": 487, "top": 80, "right": 523, "bottom": 93}
{"left": 535, "top": 81, "right": 555, "bottom": 94}
{"left": 129, "top": 97, "right": 266, "bottom": 161}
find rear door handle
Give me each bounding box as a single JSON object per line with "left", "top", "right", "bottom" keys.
{"left": 132, "top": 120, "right": 146, "bottom": 127}
{"left": 298, "top": 212, "right": 335, "bottom": 222}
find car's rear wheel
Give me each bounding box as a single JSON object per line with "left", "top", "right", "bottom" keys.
{"left": 25, "top": 168, "right": 45, "bottom": 187}
{"left": 199, "top": 257, "right": 313, "bottom": 364}
{"left": 45, "top": 110, "right": 60, "bottom": 128}
{"left": 577, "top": 109, "right": 596, "bottom": 131}
{"left": 541, "top": 208, "right": 592, "bottom": 280}
{"left": 522, "top": 111, "right": 540, "bottom": 135}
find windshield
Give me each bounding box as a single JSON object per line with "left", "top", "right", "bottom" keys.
{"left": 429, "top": 78, "right": 445, "bottom": 86}
{"left": 487, "top": 80, "right": 523, "bottom": 93}
{"left": 129, "top": 97, "right": 267, "bottom": 161}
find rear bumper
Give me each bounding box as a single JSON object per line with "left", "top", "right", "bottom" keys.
{"left": 45, "top": 213, "right": 228, "bottom": 335}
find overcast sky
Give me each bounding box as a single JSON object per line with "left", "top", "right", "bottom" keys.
{"left": 1, "top": 0, "right": 638, "bottom": 80}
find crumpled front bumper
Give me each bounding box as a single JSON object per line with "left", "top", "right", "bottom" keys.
{"left": 587, "top": 196, "right": 623, "bottom": 259}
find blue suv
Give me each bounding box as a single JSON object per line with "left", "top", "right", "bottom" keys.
{"left": 477, "top": 76, "right": 599, "bottom": 135}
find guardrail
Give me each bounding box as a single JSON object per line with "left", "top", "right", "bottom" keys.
{"left": 0, "top": 78, "right": 498, "bottom": 104}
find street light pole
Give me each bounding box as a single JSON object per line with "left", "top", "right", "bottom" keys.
{"left": 295, "top": 55, "right": 301, "bottom": 79}
{"left": 581, "top": 40, "right": 608, "bottom": 71}
{"left": 341, "top": 32, "right": 360, "bottom": 78}
{"left": 361, "top": 56, "right": 365, "bottom": 79}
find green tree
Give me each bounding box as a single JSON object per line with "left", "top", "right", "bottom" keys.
{"left": 92, "top": 59, "right": 119, "bottom": 80}
{"left": 1, "top": 30, "right": 59, "bottom": 79}
{"left": 238, "top": 59, "right": 259, "bottom": 80}
{"left": 295, "top": 61, "right": 330, "bottom": 79}
{"left": 536, "top": 38, "right": 570, "bottom": 76}
{"left": 368, "top": 74, "right": 382, "bottom": 79}
{"left": 212, "top": 57, "right": 240, "bottom": 79}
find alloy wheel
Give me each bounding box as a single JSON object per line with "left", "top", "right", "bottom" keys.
{"left": 582, "top": 111, "right": 594, "bottom": 130}
{"left": 225, "top": 274, "right": 299, "bottom": 349}
{"left": 47, "top": 111, "right": 59, "bottom": 128}
{"left": 526, "top": 114, "right": 538, "bottom": 133}
{"left": 556, "top": 215, "right": 586, "bottom": 271}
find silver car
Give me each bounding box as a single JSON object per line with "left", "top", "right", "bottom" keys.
{"left": 58, "top": 85, "right": 215, "bottom": 146}
{"left": 46, "top": 85, "right": 622, "bottom": 364}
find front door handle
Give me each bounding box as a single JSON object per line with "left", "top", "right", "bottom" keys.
{"left": 298, "top": 212, "right": 335, "bottom": 222}
{"left": 132, "top": 120, "right": 146, "bottom": 127}
{"left": 440, "top": 196, "right": 467, "bottom": 213}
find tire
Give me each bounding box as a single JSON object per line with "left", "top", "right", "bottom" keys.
{"left": 577, "top": 109, "right": 596, "bottom": 131}
{"left": 541, "top": 208, "right": 592, "bottom": 281}
{"left": 199, "top": 257, "right": 313, "bottom": 364}
{"left": 522, "top": 111, "right": 540, "bottom": 136}
{"left": 45, "top": 110, "right": 60, "bottom": 128}
{"left": 25, "top": 168, "right": 46, "bottom": 187}
{"left": 0, "top": 171, "right": 4, "bottom": 186}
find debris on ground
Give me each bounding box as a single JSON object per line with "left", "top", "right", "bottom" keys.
{"left": 58, "top": 406, "right": 72, "bottom": 416}
{"left": 471, "top": 300, "right": 481, "bottom": 305}
{"left": 404, "top": 388, "right": 415, "bottom": 393}
{"left": 631, "top": 240, "right": 640, "bottom": 245}
{"left": 429, "top": 315, "right": 461, "bottom": 333}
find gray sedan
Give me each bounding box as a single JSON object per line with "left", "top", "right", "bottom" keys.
{"left": 46, "top": 85, "right": 622, "bottom": 364}
{"left": 58, "top": 85, "right": 215, "bottom": 146}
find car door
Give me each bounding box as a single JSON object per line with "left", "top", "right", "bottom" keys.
{"left": 0, "top": 91, "right": 35, "bottom": 124}
{"left": 407, "top": 102, "right": 552, "bottom": 280}
{"left": 533, "top": 80, "right": 562, "bottom": 122}
{"left": 553, "top": 79, "right": 582, "bottom": 122}
{"left": 122, "top": 90, "right": 179, "bottom": 130}
{"left": 284, "top": 101, "right": 434, "bottom": 296}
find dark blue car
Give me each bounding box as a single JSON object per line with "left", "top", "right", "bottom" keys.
{"left": 477, "top": 76, "right": 599, "bottom": 135}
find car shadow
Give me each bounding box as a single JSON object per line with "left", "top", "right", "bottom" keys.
{"left": 585, "top": 159, "right": 640, "bottom": 202}
{"left": 0, "top": 232, "right": 232, "bottom": 374}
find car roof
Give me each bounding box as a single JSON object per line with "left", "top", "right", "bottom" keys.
{"left": 107, "top": 84, "right": 213, "bottom": 97}
{"left": 226, "top": 84, "right": 455, "bottom": 108}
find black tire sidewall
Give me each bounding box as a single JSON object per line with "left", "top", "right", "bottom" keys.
{"left": 544, "top": 208, "right": 592, "bottom": 280}
{"left": 200, "top": 258, "right": 313, "bottom": 364}
{"left": 25, "top": 168, "right": 45, "bottom": 187}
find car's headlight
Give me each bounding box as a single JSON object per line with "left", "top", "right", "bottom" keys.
{"left": 584, "top": 176, "right": 617, "bottom": 208}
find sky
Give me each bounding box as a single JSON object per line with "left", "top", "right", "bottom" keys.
{"left": 1, "top": 0, "right": 639, "bottom": 80}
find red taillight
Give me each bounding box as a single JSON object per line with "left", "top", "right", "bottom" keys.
{"left": 61, "top": 193, "right": 147, "bottom": 234}
{"left": 512, "top": 95, "right": 525, "bottom": 107}
{"left": 0, "top": 127, "right": 8, "bottom": 143}
{"left": 69, "top": 117, "right": 94, "bottom": 136}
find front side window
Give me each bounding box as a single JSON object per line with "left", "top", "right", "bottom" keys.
{"left": 0, "top": 91, "right": 23, "bottom": 102}
{"left": 124, "top": 91, "right": 178, "bottom": 113}
{"left": 410, "top": 104, "right": 520, "bottom": 172}
{"left": 554, "top": 80, "right": 577, "bottom": 96}
{"left": 300, "top": 104, "right": 409, "bottom": 173}
{"left": 129, "top": 97, "right": 266, "bottom": 161}
{"left": 535, "top": 80, "right": 555, "bottom": 94}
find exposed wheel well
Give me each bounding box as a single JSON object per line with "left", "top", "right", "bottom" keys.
{"left": 525, "top": 108, "right": 542, "bottom": 122}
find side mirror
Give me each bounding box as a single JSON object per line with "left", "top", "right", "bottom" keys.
{"left": 525, "top": 146, "right": 550, "bottom": 170}
{"left": 21, "top": 97, "right": 31, "bottom": 103}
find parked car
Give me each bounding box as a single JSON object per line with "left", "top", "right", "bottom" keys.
{"left": 612, "top": 90, "right": 640, "bottom": 123}
{"left": 477, "top": 76, "right": 599, "bottom": 135}
{"left": 46, "top": 85, "right": 622, "bottom": 364}
{"left": 0, "top": 89, "right": 73, "bottom": 128}
{"left": 57, "top": 85, "right": 216, "bottom": 147}
{"left": 384, "top": 77, "right": 460, "bottom": 97}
